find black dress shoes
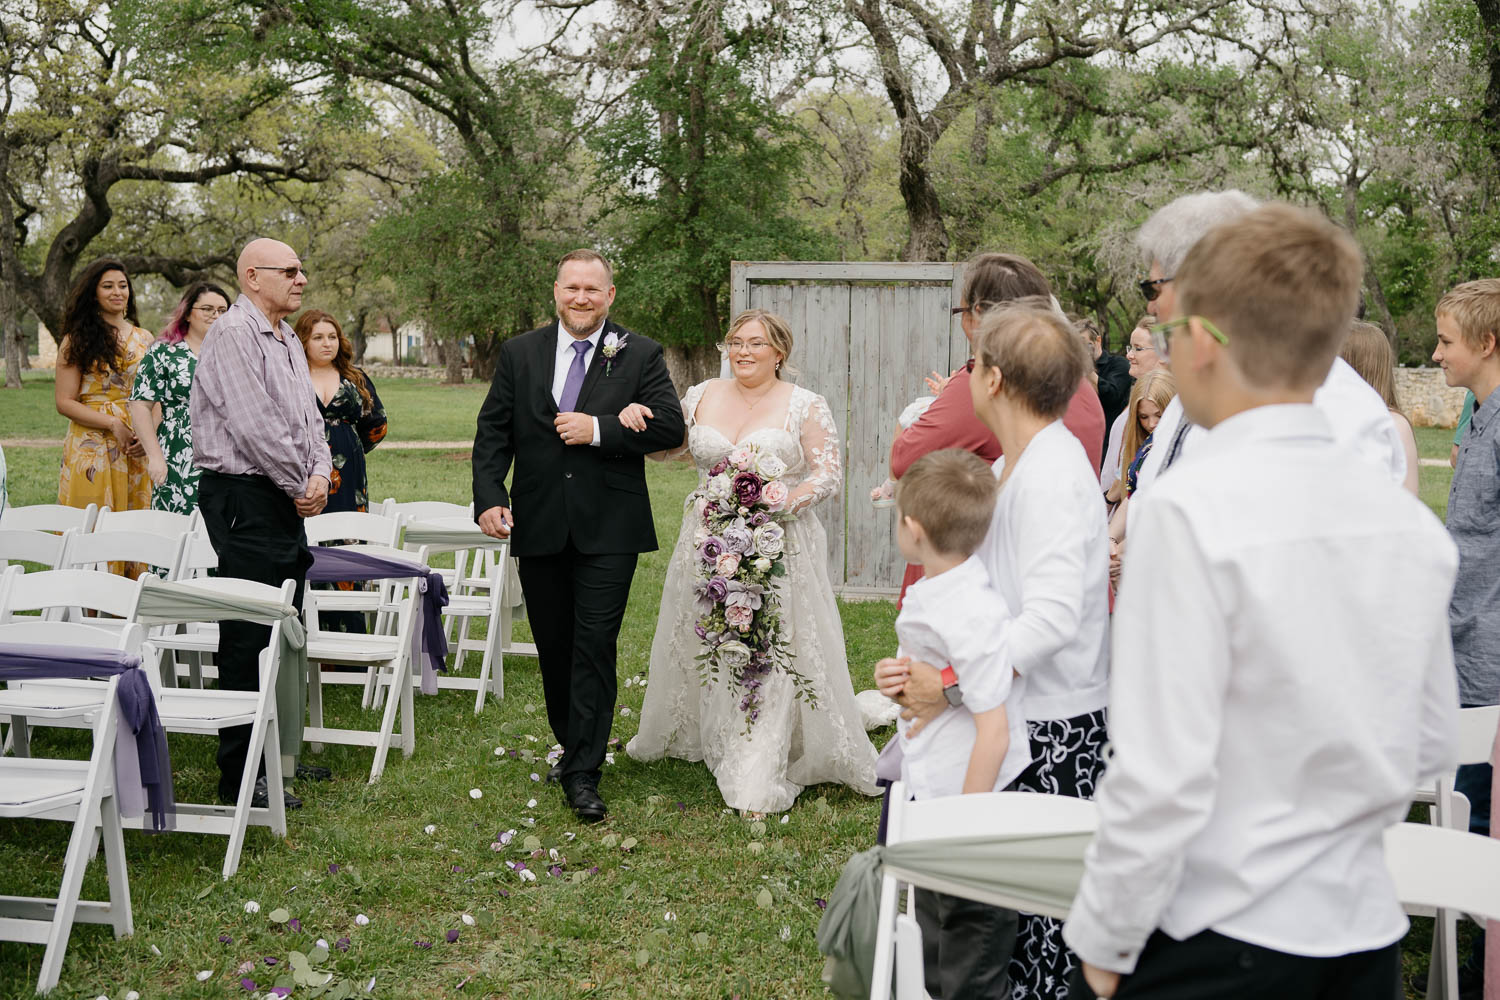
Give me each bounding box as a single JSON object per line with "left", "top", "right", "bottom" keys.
{"left": 563, "top": 777, "right": 607, "bottom": 823}
{"left": 546, "top": 763, "right": 564, "bottom": 784}
{"left": 295, "top": 762, "right": 333, "bottom": 782}
{"left": 222, "top": 775, "right": 302, "bottom": 811}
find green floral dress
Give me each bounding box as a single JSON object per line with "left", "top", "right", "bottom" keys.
{"left": 128, "top": 340, "right": 201, "bottom": 513}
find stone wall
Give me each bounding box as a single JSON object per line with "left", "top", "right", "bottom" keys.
{"left": 1395, "top": 367, "right": 1467, "bottom": 428}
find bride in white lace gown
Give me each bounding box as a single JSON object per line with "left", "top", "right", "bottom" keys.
{"left": 627, "top": 310, "right": 879, "bottom": 814}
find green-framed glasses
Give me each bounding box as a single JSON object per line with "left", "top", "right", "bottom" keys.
{"left": 1149, "top": 315, "right": 1228, "bottom": 362}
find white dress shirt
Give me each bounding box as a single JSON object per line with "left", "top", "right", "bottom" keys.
{"left": 978, "top": 420, "right": 1111, "bottom": 722}
{"left": 1064, "top": 404, "right": 1459, "bottom": 974}
{"left": 896, "top": 556, "right": 1031, "bottom": 800}
{"left": 551, "top": 323, "right": 603, "bottom": 446}
{"left": 1131, "top": 358, "right": 1406, "bottom": 506}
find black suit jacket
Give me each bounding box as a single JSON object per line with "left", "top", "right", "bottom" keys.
{"left": 472, "top": 319, "right": 686, "bottom": 557}
{"left": 1094, "top": 351, "right": 1132, "bottom": 439}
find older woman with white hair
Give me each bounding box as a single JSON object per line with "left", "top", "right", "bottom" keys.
{"left": 1128, "top": 190, "right": 1406, "bottom": 506}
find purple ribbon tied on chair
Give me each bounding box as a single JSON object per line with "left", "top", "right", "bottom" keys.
{"left": 307, "top": 547, "right": 451, "bottom": 695}
{"left": 0, "top": 644, "right": 175, "bottom": 831}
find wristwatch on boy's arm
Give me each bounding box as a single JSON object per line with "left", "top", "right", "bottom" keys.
{"left": 941, "top": 665, "right": 963, "bottom": 707}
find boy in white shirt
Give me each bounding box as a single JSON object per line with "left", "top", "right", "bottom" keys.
{"left": 889, "top": 447, "right": 1032, "bottom": 999}
{"left": 1063, "top": 204, "right": 1460, "bottom": 999}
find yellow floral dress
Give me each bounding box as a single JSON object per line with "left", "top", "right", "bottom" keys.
{"left": 57, "top": 325, "right": 154, "bottom": 522}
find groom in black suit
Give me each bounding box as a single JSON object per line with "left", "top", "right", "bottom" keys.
{"left": 473, "top": 249, "right": 685, "bottom": 822}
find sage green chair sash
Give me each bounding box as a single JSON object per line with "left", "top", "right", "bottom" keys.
{"left": 136, "top": 577, "right": 308, "bottom": 756}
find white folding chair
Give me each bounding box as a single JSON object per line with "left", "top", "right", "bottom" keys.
{"left": 303, "top": 511, "right": 404, "bottom": 627}
{"left": 0, "top": 620, "right": 139, "bottom": 993}
{"left": 93, "top": 507, "right": 194, "bottom": 538}
{"left": 396, "top": 514, "right": 509, "bottom": 712}
{"left": 1388, "top": 820, "right": 1500, "bottom": 1000}
{"left": 133, "top": 577, "right": 295, "bottom": 879}
{"left": 871, "top": 785, "right": 1100, "bottom": 1000}
{"left": 0, "top": 503, "right": 98, "bottom": 534}
{"left": 0, "top": 528, "right": 76, "bottom": 571}
{"left": 302, "top": 556, "right": 421, "bottom": 782}
{"left": 60, "top": 529, "right": 189, "bottom": 583}
{"left": 1411, "top": 705, "right": 1500, "bottom": 1000}
{"left": 0, "top": 570, "right": 147, "bottom": 756}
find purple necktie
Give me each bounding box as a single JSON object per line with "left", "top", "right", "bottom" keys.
{"left": 558, "top": 338, "right": 591, "bottom": 411}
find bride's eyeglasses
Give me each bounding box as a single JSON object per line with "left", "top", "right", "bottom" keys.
{"left": 724, "top": 339, "right": 772, "bottom": 353}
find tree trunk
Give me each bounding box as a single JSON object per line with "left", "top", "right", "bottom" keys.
{"left": 1, "top": 280, "right": 22, "bottom": 389}
{"left": 1341, "top": 168, "right": 1397, "bottom": 344}
{"left": 348, "top": 306, "right": 369, "bottom": 364}
{"left": 898, "top": 132, "right": 949, "bottom": 262}
{"left": 390, "top": 317, "right": 401, "bottom": 366}
{"left": 1476, "top": 0, "right": 1500, "bottom": 171}
{"left": 441, "top": 338, "right": 465, "bottom": 384}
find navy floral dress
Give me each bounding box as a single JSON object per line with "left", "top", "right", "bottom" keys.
{"left": 318, "top": 371, "right": 387, "bottom": 513}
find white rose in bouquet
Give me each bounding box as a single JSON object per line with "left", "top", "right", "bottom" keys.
{"left": 753, "top": 557, "right": 772, "bottom": 573}
{"left": 728, "top": 446, "right": 756, "bottom": 470}
{"left": 753, "top": 522, "right": 786, "bottom": 558}
{"left": 717, "top": 639, "right": 753, "bottom": 668}
{"left": 705, "top": 474, "right": 733, "bottom": 500}
{"left": 755, "top": 453, "right": 788, "bottom": 480}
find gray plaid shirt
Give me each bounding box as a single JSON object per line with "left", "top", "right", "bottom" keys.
{"left": 1449, "top": 388, "right": 1500, "bottom": 706}
{"left": 189, "top": 295, "right": 332, "bottom": 499}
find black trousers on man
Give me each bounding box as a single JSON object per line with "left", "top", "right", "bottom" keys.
{"left": 915, "top": 888, "right": 1018, "bottom": 999}
{"left": 198, "top": 471, "right": 313, "bottom": 802}
{"left": 514, "top": 542, "right": 637, "bottom": 786}
{"left": 1070, "top": 929, "right": 1401, "bottom": 1000}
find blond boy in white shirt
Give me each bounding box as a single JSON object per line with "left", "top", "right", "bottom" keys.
{"left": 1063, "top": 205, "right": 1460, "bottom": 999}
{"left": 888, "top": 448, "right": 1031, "bottom": 999}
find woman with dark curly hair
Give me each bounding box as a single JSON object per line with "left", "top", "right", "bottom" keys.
{"left": 293, "top": 309, "right": 386, "bottom": 513}
{"left": 55, "top": 258, "right": 153, "bottom": 530}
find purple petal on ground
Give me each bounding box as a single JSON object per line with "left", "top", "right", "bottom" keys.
{"left": 446, "top": 929, "right": 461, "bottom": 943}
{"left": 263, "top": 956, "right": 278, "bottom": 965}
{"left": 415, "top": 940, "right": 432, "bottom": 949}
{"left": 288, "top": 918, "right": 301, "bottom": 932}
{"left": 334, "top": 937, "right": 351, "bottom": 951}
{"left": 815, "top": 898, "right": 828, "bottom": 910}
{"left": 219, "top": 934, "right": 234, "bottom": 944}
{"left": 498, "top": 888, "right": 510, "bottom": 898}
{"left": 328, "top": 863, "right": 340, "bottom": 874}
{"left": 241, "top": 979, "right": 256, "bottom": 991}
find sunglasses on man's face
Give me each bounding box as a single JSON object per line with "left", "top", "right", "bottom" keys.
{"left": 1138, "top": 276, "right": 1173, "bottom": 302}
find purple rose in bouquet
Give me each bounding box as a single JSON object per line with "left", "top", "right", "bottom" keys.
{"left": 749, "top": 511, "right": 770, "bottom": 527}
{"left": 722, "top": 524, "right": 753, "bottom": 554}
{"left": 698, "top": 536, "right": 725, "bottom": 563}
{"left": 704, "top": 576, "right": 729, "bottom": 603}
{"left": 710, "top": 459, "right": 729, "bottom": 476}
{"left": 732, "top": 472, "right": 763, "bottom": 506}
{"left": 694, "top": 624, "right": 708, "bottom": 639}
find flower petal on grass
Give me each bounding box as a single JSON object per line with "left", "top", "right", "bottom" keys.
{"left": 415, "top": 940, "right": 432, "bottom": 949}
{"left": 243, "top": 901, "right": 260, "bottom": 914}
{"left": 126, "top": 992, "right": 141, "bottom": 1000}
{"left": 446, "top": 929, "right": 461, "bottom": 943}
{"left": 240, "top": 979, "right": 256, "bottom": 991}
{"left": 469, "top": 788, "right": 483, "bottom": 799}
{"left": 195, "top": 969, "right": 213, "bottom": 981}
{"left": 529, "top": 772, "right": 541, "bottom": 782}
{"left": 218, "top": 934, "right": 233, "bottom": 944}
{"left": 461, "top": 913, "right": 476, "bottom": 926}
{"left": 354, "top": 913, "right": 370, "bottom": 926}
{"left": 335, "top": 937, "right": 351, "bottom": 951}
{"left": 424, "top": 824, "right": 437, "bottom": 834}
{"left": 493, "top": 746, "right": 505, "bottom": 756}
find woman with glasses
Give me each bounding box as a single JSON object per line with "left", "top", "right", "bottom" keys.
{"left": 55, "top": 258, "right": 153, "bottom": 541}
{"left": 1099, "top": 316, "right": 1159, "bottom": 490}
{"left": 628, "top": 308, "right": 879, "bottom": 817}
{"left": 128, "top": 281, "right": 232, "bottom": 513}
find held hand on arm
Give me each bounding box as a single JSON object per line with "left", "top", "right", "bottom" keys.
{"left": 294, "top": 475, "right": 329, "bottom": 518}
{"left": 128, "top": 400, "right": 168, "bottom": 485}
{"left": 595, "top": 341, "right": 685, "bottom": 456}
{"left": 874, "top": 657, "right": 947, "bottom": 738}
{"left": 1080, "top": 964, "right": 1121, "bottom": 998}
{"left": 56, "top": 363, "right": 141, "bottom": 455}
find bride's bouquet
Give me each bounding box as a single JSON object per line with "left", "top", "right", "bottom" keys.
{"left": 691, "top": 443, "right": 817, "bottom": 730}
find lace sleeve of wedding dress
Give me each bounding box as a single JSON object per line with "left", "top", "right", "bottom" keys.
{"left": 659, "top": 381, "right": 708, "bottom": 461}
{"left": 787, "top": 390, "right": 842, "bottom": 513}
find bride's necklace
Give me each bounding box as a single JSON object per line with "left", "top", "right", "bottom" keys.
{"left": 733, "top": 379, "right": 777, "bottom": 411}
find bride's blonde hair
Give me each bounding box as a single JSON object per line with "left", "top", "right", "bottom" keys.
{"left": 724, "top": 309, "right": 798, "bottom": 377}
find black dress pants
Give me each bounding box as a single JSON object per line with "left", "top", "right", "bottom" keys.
{"left": 1070, "top": 929, "right": 1402, "bottom": 1000}
{"left": 915, "top": 888, "right": 1019, "bottom": 999}
{"left": 515, "top": 543, "right": 637, "bottom": 784}
{"left": 198, "top": 471, "right": 313, "bottom": 802}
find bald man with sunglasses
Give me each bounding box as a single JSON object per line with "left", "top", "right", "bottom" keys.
{"left": 191, "top": 237, "right": 331, "bottom": 811}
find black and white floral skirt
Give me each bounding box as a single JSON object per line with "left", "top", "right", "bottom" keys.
{"left": 1007, "top": 707, "right": 1109, "bottom": 1000}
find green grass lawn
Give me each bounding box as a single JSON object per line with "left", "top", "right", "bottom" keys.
{"left": 0, "top": 382, "right": 1463, "bottom": 997}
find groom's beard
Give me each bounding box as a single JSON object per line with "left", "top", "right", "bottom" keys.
{"left": 559, "top": 308, "right": 609, "bottom": 338}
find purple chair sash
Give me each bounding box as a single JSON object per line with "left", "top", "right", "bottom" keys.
{"left": 0, "top": 644, "right": 175, "bottom": 832}
{"left": 306, "top": 547, "right": 451, "bottom": 695}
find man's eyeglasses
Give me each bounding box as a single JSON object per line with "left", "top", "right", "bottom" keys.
{"left": 192, "top": 304, "right": 228, "bottom": 317}
{"left": 1138, "top": 276, "right": 1173, "bottom": 302}
{"left": 251, "top": 265, "right": 309, "bottom": 280}
{"left": 1149, "top": 315, "right": 1228, "bottom": 362}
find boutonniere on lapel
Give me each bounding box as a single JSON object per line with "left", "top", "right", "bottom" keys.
{"left": 601, "top": 331, "right": 628, "bottom": 375}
